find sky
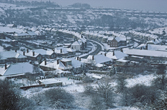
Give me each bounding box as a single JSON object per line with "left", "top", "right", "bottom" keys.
{"left": 21, "top": 0, "right": 167, "bottom": 12}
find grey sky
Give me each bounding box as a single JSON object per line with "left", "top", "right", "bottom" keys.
{"left": 22, "top": 0, "right": 167, "bottom": 12}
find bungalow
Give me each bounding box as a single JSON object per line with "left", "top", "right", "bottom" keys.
{"left": 2, "top": 62, "right": 43, "bottom": 78}
{"left": 40, "top": 58, "right": 83, "bottom": 74}
{"left": 0, "top": 51, "right": 27, "bottom": 64}
{"left": 33, "top": 49, "right": 56, "bottom": 59}
{"left": 18, "top": 50, "right": 43, "bottom": 63}
{"left": 104, "top": 50, "right": 128, "bottom": 61}
{"left": 85, "top": 54, "right": 112, "bottom": 66}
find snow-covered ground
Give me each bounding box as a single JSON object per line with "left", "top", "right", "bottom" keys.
{"left": 126, "top": 74, "right": 156, "bottom": 88}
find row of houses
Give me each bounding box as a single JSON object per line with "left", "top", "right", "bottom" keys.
{"left": 83, "top": 31, "right": 127, "bottom": 47}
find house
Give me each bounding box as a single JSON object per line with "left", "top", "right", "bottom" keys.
{"left": 85, "top": 54, "right": 112, "bottom": 66}
{"left": 40, "top": 57, "right": 83, "bottom": 74}
{"left": 0, "top": 51, "right": 27, "bottom": 64}
{"left": 105, "top": 50, "right": 128, "bottom": 61}
{"left": 18, "top": 50, "right": 43, "bottom": 63}
{"left": 109, "top": 36, "right": 126, "bottom": 47}
{"left": 33, "top": 49, "right": 56, "bottom": 59}
{"left": 147, "top": 44, "right": 167, "bottom": 51}
{"left": 12, "top": 31, "right": 37, "bottom": 39}
{"left": 54, "top": 47, "right": 76, "bottom": 57}
{"left": 2, "top": 62, "right": 42, "bottom": 78}
{"left": 71, "top": 41, "right": 81, "bottom": 51}
{"left": 6, "top": 24, "right": 17, "bottom": 28}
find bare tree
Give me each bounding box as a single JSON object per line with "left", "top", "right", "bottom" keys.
{"left": 96, "top": 79, "right": 114, "bottom": 108}
{"left": 116, "top": 74, "right": 127, "bottom": 93}
{"left": 152, "top": 64, "right": 167, "bottom": 90}
{"left": 89, "top": 94, "right": 106, "bottom": 110}
{"left": 33, "top": 88, "right": 75, "bottom": 109}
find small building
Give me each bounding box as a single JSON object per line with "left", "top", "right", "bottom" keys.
{"left": 71, "top": 41, "right": 81, "bottom": 51}
{"left": 39, "top": 78, "right": 62, "bottom": 87}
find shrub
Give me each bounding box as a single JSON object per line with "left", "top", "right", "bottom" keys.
{"left": 129, "top": 84, "right": 158, "bottom": 105}
{"left": 44, "top": 88, "right": 74, "bottom": 109}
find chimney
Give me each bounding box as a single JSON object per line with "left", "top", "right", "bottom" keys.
{"left": 52, "top": 49, "right": 55, "bottom": 52}
{"left": 27, "top": 49, "right": 29, "bottom": 53}
{"left": 60, "top": 49, "right": 62, "bottom": 53}
{"left": 92, "top": 55, "right": 94, "bottom": 60}
{"left": 5, "top": 64, "right": 7, "bottom": 70}
{"left": 104, "top": 53, "right": 107, "bottom": 56}
{"left": 113, "top": 51, "right": 115, "bottom": 56}
{"left": 121, "top": 48, "right": 123, "bottom": 52}
{"left": 23, "top": 51, "right": 25, "bottom": 56}
{"left": 45, "top": 60, "right": 47, "bottom": 65}
{"left": 77, "top": 57, "right": 81, "bottom": 61}
{"left": 146, "top": 44, "right": 148, "bottom": 50}
{"left": 33, "top": 51, "right": 35, "bottom": 56}
{"left": 57, "top": 59, "right": 59, "bottom": 64}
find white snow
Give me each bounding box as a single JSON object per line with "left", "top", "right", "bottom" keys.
{"left": 126, "top": 74, "right": 156, "bottom": 88}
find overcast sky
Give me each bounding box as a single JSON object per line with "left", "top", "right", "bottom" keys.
{"left": 22, "top": 0, "right": 167, "bottom": 12}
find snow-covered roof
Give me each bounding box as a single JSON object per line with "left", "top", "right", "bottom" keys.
{"left": 137, "top": 44, "right": 146, "bottom": 49}
{"left": 0, "top": 51, "right": 26, "bottom": 60}
{"left": 117, "top": 59, "right": 129, "bottom": 63}
{"left": 108, "top": 37, "right": 114, "bottom": 41}
{"left": 106, "top": 51, "right": 128, "bottom": 60}
{"left": 18, "top": 50, "right": 39, "bottom": 57}
{"left": 3, "top": 62, "right": 36, "bottom": 76}
{"left": 54, "top": 47, "right": 69, "bottom": 54}
{"left": 115, "top": 36, "right": 126, "bottom": 42}
{"left": 123, "top": 48, "right": 167, "bottom": 58}
{"left": 61, "top": 58, "right": 71, "bottom": 62}
{"left": 147, "top": 44, "right": 167, "bottom": 51}
{"left": 0, "top": 26, "right": 24, "bottom": 33}
{"left": 71, "top": 41, "right": 81, "bottom": 46}
{"left": 87, "top": 54, "right": 112, "bottom": 64}
{"left": 39, "top": 78, "right": 62, "bottom": 85}
{"left": 33, "top": 49, "right": 53, "bottom": 56}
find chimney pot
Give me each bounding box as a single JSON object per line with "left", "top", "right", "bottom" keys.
{"left": 5, "top": 64, "right": 7, "bottom": 70}
{"left": 60, "top": 49, "right": 62, "bottom": 53}
{"left": 27, "top": 49, "right": 29, "bottom": 53}
{"left": 23, "top": 51, "right": 25, "bottom": 56}
{"left": 45, "top": 60, "right": 47, "bottom": 65}
{"left": 57, "top": 59, "right": 59, "bottom": 64}
{"left": 33, "top": 51, "right": 35, "bottom": 56}
{"left": 92, "top": 55, "right": 94, "bottom": 60}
